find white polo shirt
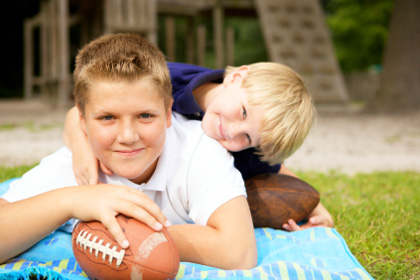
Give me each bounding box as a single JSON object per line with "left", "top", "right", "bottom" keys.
{"left": 2, "top": 112, "right": 246, "bottom": 230}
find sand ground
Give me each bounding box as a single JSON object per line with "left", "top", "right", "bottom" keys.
{"left": 1, "top": 99, "right": 419, "bottom": 174}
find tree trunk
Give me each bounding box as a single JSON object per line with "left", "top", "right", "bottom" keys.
{"left": 371, "top": 0, "right": 420, "bottom": 112}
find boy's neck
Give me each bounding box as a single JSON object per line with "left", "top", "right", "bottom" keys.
{"left": 192, "top": 82, "right": 221, "bottom": 112}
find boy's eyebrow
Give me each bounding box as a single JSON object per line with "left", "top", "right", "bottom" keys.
{"left": 91, "top": 109, "right": 114, "bottom": 115}
{"left": 93, "top": 107, "right": 163, "bottom": 116}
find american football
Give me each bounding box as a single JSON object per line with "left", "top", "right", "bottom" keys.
{"left": 72, "top": 215, "right": 180, "bottom": 280}
{"left": 245, "top": 173, "right": 320, "bottom": 229}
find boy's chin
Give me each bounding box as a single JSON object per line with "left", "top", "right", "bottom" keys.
{"left": 217, "top": 140, "right": 235, "bottom": 152}
{"left": 113, "top": 165, "right": 155, "bottom": 185}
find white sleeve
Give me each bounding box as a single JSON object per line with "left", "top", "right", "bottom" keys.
{"left": 1, "top": 147, "right": 78, "bottom": 203}
{"left": 187, "top": 135, "right": 246, "bottom": 226}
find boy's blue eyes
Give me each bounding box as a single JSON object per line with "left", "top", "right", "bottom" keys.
{"left": 100, "top": 114, "right": 152, "bottom": 120}
{"left": 139, "top": 113, "right": 151, "bottom": 118}
{"left": 242, "top": 107, "right": 252, "bottom": 145}
{"left": 102, "top": 115, "right": 114, "bottom": 120}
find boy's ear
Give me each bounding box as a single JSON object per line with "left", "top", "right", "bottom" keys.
{"left": 223, "top": 65, "right": 249, "bottom": 87}
{"left": 166, "top": 100, "right": 173, "bottom": 128}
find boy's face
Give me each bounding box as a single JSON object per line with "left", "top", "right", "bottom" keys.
{"left": 201, "top": 72, "right": 265, "bottom": 152}
{"left": 80, "top": 79, "right": 172, "bottom": 184}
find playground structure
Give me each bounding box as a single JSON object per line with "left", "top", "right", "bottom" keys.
{"left": 24, "top": 0, "right": 348, "bottom": 108}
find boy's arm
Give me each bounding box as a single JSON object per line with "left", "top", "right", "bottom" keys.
{"left": 0, "top": 195, "right": 72, "bottom": 263}
{"left": 279, "top": 165, "right": 334, "bottom": 230}
{"left": 168, "top": 196, "right": 257, "bottom": 270}
{"left": 63, "top": 107, "right": 112, "bottom": 185}
{"left": 0, "top": 185, "right": 169, "bottom": 263}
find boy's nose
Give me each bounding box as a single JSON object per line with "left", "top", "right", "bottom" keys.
{"left": 227, "top": 121, "right": 244, "bottom": 140}
{"left": 117, "top": 123, "right": 139, "bottom": 144}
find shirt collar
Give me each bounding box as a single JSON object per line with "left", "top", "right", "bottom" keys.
{"left": 142, "top": 141, "right": 169, "bottom": 192}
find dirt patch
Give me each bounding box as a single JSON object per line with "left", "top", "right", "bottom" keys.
{"left": 286, "top": 106, "right": 420, "bottom": 174}
{"left": 0, "top": 100, "right": 67, "bottom": 167}
{"left": 1, "top": 99, "right": 420, "bottom": 174}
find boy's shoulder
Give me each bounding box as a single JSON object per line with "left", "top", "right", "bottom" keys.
{"left": 2, "top": 147, "right": 76, "bottom": 203}
{"left": 168, "top": 112, "right": 229, "bottom": 159}
{"left": 171, "top": 112, "right": 201, "bottom": 130}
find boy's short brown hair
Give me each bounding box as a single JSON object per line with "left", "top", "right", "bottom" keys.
{"left": 73, "top": 33, "right": 172, "bottom": 114}
{"left": 226, "top": 62, "right": 315, "bottom": 165}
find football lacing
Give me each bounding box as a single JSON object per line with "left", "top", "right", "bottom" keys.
{"left": 76, "top": 229, "right": 126, "bottom": 267}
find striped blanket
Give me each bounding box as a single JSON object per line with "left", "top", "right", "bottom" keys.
{"left": 0, "top": 179, "right": 373, "bottom": 280}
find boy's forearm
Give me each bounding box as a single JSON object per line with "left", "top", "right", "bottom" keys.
{"left": 168, "top": 196, "right": 257, "bottom": 270}
{"left": 169, "top": 224, "right": 256, "bottom": 270}
{"left": 63, "top": 106, "right": 85, "bottom": 150}
{"left": 0, "top": 189, "right": 73, "bottom": 263}
{"left": 279, "top": 164, "right": 297, "bottom": 177}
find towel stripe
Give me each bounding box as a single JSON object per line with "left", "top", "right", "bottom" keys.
{"left": 355, "top": 268, "right": 373, "bottom": 280}
{"left": 321, "top": 270, "right": 333, "bottom": 280}
{"left": 326, "top": 228, "right": 340, "bottom": 239}
{"left": 278, "top": 261, "right": 290, "bottom": 280}
{"left": 263, "top": 228, "right": 273, "bottom": 240}
{"left": 176, "top": 264, "right": 186, "bottom": 279}
{"left": 292, "top": 263, "right": 306, "bottom": 280}
{"left": 256, "top": 266, "right": 268, "bottom": 280}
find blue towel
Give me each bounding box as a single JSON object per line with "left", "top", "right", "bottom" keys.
{"left": 0, "top": 179, "right": 373, "bottom": 280}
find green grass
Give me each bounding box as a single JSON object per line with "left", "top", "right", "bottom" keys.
{"left": 1, "top": 167, "right": 419, "bottom": 279}
{"left": 0, "top": 121, "right": 62, "bottom": 132}
{"left": 0, "top": 165, "right": 35, "bottom": 182}
{"left": 297, "top": 171, "right": 420, "bottom": 280}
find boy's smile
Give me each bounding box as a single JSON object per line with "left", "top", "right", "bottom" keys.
{"left": 200, "top": 75, "right": 263, "bottom": 152}
{"left": 80, "top": 79, "right": 172, "bottom": 185}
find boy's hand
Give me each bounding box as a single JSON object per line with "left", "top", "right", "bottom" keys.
{"left": 282, "top": 202, "right": 334, "bottom": 231}
{"left": 72, "top": 143, "right": 113, "bottom": 185}
{"left": 69, "top": 184, "right": 170, "bottom": 248}
{"left": 73, "top": 153, "right": 100, "bottom": 185}
{"left": 64, "top": 106, "right": 113, "bottom": 185}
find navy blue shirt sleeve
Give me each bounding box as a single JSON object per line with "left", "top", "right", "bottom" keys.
{"left": 168, "top": 62, "right": 223, "bottom": 119}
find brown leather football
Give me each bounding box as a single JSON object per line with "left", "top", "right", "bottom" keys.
{"left": 245, "top": 173, "right": 320, "bottom": 229}
{"left": 72, "top": 214, "right": 180, "bottom": 280}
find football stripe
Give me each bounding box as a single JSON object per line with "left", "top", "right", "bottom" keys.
{"left": 131, "top": 232, "right": 168, "bottom": 280}
{"left": 138, "top": 232, "right": 168, "bottom": 260}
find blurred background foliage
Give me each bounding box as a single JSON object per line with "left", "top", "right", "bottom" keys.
{"left": 157, "top": 0, "right": 393, "bottom": 72}
{"left": 324, "top": 0, "right": 394, "bottom": 72}
{"left": 0, "top": 0, "right": 394, "bottom": 98}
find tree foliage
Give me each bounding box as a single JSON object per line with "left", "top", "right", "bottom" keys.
{"left": 324, "top": 0, "right": 394, "bottom": 72}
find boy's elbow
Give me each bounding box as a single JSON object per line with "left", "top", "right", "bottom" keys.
{"left": 223, "top": 242, "right": 258, "bottom": 270}
{"left": 236, "top": 247, "right": 258, "bottom": 270}
{"left": 0, "top": 250, "right": 14, "bottom": 265}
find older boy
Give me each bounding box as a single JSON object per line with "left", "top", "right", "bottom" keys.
{"left": 0, "top": 33, "right": 257, "bottom": 269}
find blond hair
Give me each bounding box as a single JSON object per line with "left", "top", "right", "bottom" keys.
{"left": 73, "top": 33, "right": 172, "bottom": 114}
{"left": 226, "top": 62, "right": 315, "bottom": 165}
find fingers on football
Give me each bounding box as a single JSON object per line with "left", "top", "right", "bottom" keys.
{"left": 101, "top": 215, "right": 130, "bottom": 249}
{"left": 309, "top": 216, "right": 333, "bottom": 227}
{"left": 116, "top": 189, "right": 170, "bottom": 231}
{"left": 309, "top": 216, "right": 319, "bottom": 225}
{"left": 283, "top": 219, "right": 302, "bottom": 231}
